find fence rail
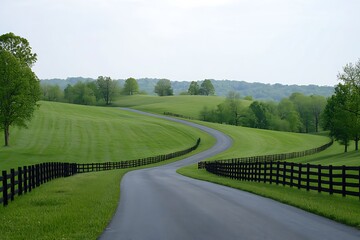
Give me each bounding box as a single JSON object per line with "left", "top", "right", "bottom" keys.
{"left": 1, "top": 138, "right": 200, "bottom": 206}
{"left": 198, "top": 140, "right": 333, "bottom": 169}
{"left": 200, "top": 160, "right": 360, "bottom": 198}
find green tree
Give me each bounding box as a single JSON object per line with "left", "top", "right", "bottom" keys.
{"left": 64, "top": 84, "right": 75, "bottom": 103}
{"left": 123, "top": 77, "right": 139, "bottom": 95}
{"left": 0, "top": 50, "right": 41, "bottom": 146}
{"left": 309, "top": 95, "right": 327, "bottom": 132}
{"left": 199, "top": 79, "right": 215, "bottom": 96}
{"left": 324, "top": 60, "right": 360, "bottom": 151}
{"left": 154, "top": 79, "right": 173, "bottom": 96}
{"left": 289, "top": 93, "right": 313, "bottom": 132}
{"left": 72, "top": 82, "right": 96, "bottom": 105}
{"left": 41, "top": 84, "right": 63, "bottom": 101}
{"left": 277, "top": 98, "right": 301, "bottom": 132}
{"left": 322, "top": 85, "right": 353, "bottom": 152}
{"left": 188, "top": 81, "right": 200, "bottom": 95}
{"left": 224, "top": 91, "right": 243, "bottom": 125}
{"left": 96, "top": 76, "right": 118, "bottom": 105}
{"left": 248, "top": 101, "right": 270, "bottom": 129}
{"left": 0, "top": 32, "right": 37, "bottom": 67}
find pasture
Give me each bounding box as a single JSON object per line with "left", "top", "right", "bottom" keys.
{"left": 114, "top": 95, "right": 230, "bottom": 119}
{"left": 0, "top": 101, "right": 211, "bottom": 171}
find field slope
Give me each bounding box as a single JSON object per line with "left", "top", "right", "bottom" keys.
{"left": 0, "top": 101, "right": 211, "bottom": 170}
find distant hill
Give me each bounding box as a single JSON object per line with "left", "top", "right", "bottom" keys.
{"left": 40, "top": 77, "right": 334, "bottom": 101}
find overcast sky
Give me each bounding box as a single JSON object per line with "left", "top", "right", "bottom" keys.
{"left": 1, "top": 0, "right": 359, "bottom": 86}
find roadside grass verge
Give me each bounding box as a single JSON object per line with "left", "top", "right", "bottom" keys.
{"left": 0, "top": 146, "right": 216, "bottom": 240}
{"left": 178, "top": 165, "right": 360, "bottom": 229}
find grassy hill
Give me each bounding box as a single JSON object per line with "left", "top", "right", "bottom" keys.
{"left": 0, "top": 101, "right": 210, "bottom": 171}
{"left": 114, "top": 95, "right": 249, "bottom": 120}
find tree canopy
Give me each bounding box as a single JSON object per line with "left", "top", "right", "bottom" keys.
{"left": 199, "top": 79, "right": 215, "bottom": 96}
{"left": 0, "top": 43, "right": 41, "bottom": 146}
{"left": 0, "top": 32, "right": 37, "bottom": 67}
{"left": 188, "top": 81, "right": 200, "bottom": 95}
{"left": 96, "top": 76, "right": 118, "bottom": 105}
{"left": 322, "top": 60, "right": 360, "bottom": 152}
{"left": 123, "top": 77, "right": 139, "bottom": 95}
{"left": 154, "top": 79, "right": 173, "bottom": 96}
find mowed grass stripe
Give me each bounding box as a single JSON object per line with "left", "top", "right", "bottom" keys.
{"left": 192, "top": 121, "right": 330, "bottom": 161}
{"left": 0, "top": 101, "right": 206, "bottom": 170}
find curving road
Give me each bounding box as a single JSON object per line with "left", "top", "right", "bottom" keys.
{"left": 99, "top": 109, "right": 360, "bottom": 240}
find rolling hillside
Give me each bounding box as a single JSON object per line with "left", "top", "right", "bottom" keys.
{"left": 0, "top": 101, "right": 208, "bottom": 170}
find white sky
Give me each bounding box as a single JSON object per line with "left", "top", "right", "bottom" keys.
{"left": 1, "top": 0, "right": 359, "bottom": 86}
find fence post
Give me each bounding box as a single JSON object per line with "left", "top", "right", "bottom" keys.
{"left": 290, "top": 162, "right": 294, "bottom": 187}
{"left": 282, "top": 162, "right": 286, "bottom": 186}
{"left": 18, "top": 167, "right": 23, "bottom": 196}
{"left": 269, "top": 161, "right": 273, "bottom": 184}
{"left": 10, "top": 169, "right": 15, "bottom": 201}
{"left": 276, "top": 161, "right": 280, "bottom": 185}
{"left": 2, "top": 170, "right": 8, "bottom": 206}
{"left": 31, "top": 165, "right": 36, "bottom": 189}
{"left": 24, "top": 166, "right": 28, "bottom": 193}
{"left": 342, "top": 165, "right": 346, "bottom": 197}
{"left": 263, "top": 161, "right": 267, "bottom": 183}
{"left": 306, "top": 163, "right": 310, "bottom": 191}
{"left": 358, "top": 166, "right": 360, "bottom": 199}
{"left": 298, "top": 163, "right": 302, "bottom": 189}
{"left": 317, "top": 164, "right": 321, "bottom": 193}
{"left": 35, "top": 164, "right": 40, "bottom": 187}
{"left": 329, "top": 165, "right": 333, "bottom": 195}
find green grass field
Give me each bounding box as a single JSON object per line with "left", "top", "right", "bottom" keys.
{"left": 0, "top": 101, "right": 212, "bottom": 171}
{"left": 114, "top": 95, "right": 232, "bottom": 119}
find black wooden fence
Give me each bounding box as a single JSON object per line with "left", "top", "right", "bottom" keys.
{"left": 198, "top": 140, "right": 333, "bottom": 169}
{"left": 0, "top": 138, "right": 200, "bottom": 206}
{"left": 200, "top": 160, "right": 360, "bottom": 198}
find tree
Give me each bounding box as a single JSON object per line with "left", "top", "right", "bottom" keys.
{"left": 154, "top": 79, "right": 173, "bottom": 96}
{"left": 96, "top": 76, "right": 118, "bottom": 105}
{"left": 224, "top": 91, "right": 243, "bottom": 125}
{"left": 323, "top": 60, "right": 360, "bottom": 151}
{"left": 248, "top": 101, "right": 270, "bottom": 129}
{"left": 41, "top": 84, "right": 63, "bottom": 101}
{"left": 289, "top": 93, "right": 313, "bottom": 132}
{"left": 322, "top": 86, "right": 353, "bottom": 152}
{"left": 0, "top": 50, "right": 41, "bottom": 146}
{"left": 0, "top": 32, "right": 37, "bottom": 67}
{"left": 277, "top": 98, "right": 301, "bottom": 132}
{"left": 64, "top": 84, "right": 75, "bottom": 103}
{"left": 199, "top": 79, "right": 215, "bottom": 96}
{"left": 309, "top": 95, "right": 327, "bottom": 132}
{"left": 188, "top": 81, "right": 200, "bottom": 95}
{"left": 123, "top": 77, "right": 139, "bottom": 95}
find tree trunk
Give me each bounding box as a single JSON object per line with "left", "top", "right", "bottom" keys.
{"left": 4, "top": 126, "right": 9, "bottom": 147}
{"left": 355, "top": 135, "right": 359, "bottom": 151}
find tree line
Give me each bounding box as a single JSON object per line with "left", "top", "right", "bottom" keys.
{"left": 199, "top": 91, "right": 326, "bottom": 134}
{"left": 41, "top": 78, "right": 217, "bottom": 103}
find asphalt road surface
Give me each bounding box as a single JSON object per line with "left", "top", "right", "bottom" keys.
{"left": 99, "top": 109, "right": 360, "bottom": 240}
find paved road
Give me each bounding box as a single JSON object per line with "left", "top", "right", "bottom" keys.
{"left": 100, "top": 109, "right": 360, "bottom": 240}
